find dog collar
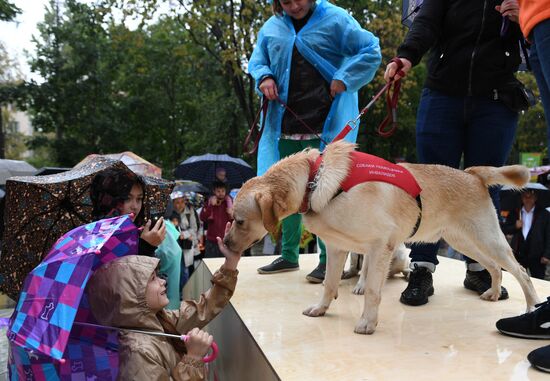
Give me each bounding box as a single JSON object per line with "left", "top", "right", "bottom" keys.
{"left": 299, "top": 155, "right": 323, "bottom": 214}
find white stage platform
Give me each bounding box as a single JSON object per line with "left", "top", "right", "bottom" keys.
{"left": 187, "top": 255, "right": 550, "bottom": 380}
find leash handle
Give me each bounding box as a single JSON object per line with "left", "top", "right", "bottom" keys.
{"left": 243, "top": 96, "right": 269, "bottom": 155}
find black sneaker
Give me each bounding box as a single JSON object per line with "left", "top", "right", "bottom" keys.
{"left": 257, "top": 256, "right": 299, "bottom": 274}
{"left": 400, "top": 264, "right": 434, "bottom": 306}
{"left": 306, "top": 262, "right": 326, "bottom": 283}
{"left": 496, "top": 297, "right": 550, "bottom": 339}
{"left": 528, "top": 344, "right": 550, "bottom": 372}
{"left": 463, "top": 269, "right": 508, "bottom": 300}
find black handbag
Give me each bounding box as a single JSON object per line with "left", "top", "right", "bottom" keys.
{"left": 497, "top": 78, "right": 537, "bottom": 113}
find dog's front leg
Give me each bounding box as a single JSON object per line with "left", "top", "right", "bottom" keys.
{"left": 354, "top": 246, "right": 393, "bottom": 335}
{"left": 303, "top": 248, "right": 347, "bottom": 317}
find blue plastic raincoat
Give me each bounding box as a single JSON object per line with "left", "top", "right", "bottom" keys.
{"left": 155, "top": 220, "right": 182, "bottom": 309}
{"left": 248, "top": 0, "right": 381, "bottom": 175}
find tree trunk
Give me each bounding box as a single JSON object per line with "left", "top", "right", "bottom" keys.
{"left": 0, "top": 105, "right": 5, "bottom": 159}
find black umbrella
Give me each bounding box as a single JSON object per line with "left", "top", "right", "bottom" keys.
{"left": 0, "top": 157, "right": 173, "bottom": 300}
{"left": 174, "top": 153, "right": 256, "bottom": 189}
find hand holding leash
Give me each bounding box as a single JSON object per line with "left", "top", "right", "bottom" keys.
{"left": 384, "top": 57, "right": 412, "bottom": 82}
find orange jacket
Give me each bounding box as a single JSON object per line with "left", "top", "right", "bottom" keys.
{"left": 518, "top": 0, "right": 550, "bottom": 38}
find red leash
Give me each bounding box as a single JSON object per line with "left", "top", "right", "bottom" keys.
{"left": 333, "top": 57, "right": 404, "bottom": 142}
{"left": 244, "top": 58, "right": 405, "bottom": 153}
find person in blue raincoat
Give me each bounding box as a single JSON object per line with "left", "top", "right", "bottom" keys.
{"left": 248, "top": 0, "right": 381, "bottom": 282}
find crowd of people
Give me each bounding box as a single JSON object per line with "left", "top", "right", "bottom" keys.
{"left": 5, "top": 0, "right": 550, "bottom": 378}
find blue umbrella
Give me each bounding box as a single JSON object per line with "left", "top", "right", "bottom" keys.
{"left": 174, "top": 153, "right": 255, "bottom": 189}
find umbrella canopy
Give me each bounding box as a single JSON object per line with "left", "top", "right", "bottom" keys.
{"left": 0, "top": 157, "right": 173, "bottom": 300}
{"left": 173, "top": 180, "right": 210, "bottom": 195}
{"left": 0, "top": 159, "right": 36, "bottom": 185}
{"left": 174, "top": 153, "right": 255, "bottom": 190}
{"left": 7, "top": 215, "right": 138, "bottom": 380}
{"left": 500, "top": 182, "right": 550, "bottom": 211}
{"left": 76, "top": 152, "right": 162, "bottom": 178}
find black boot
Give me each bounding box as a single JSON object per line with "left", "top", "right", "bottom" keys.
{"left": 400, "top": 264, "right": 434, "bottom": 306}
{"left": 463, "top": 269, "right": 508, "bottom": 300}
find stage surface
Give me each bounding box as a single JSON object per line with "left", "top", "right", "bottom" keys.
{"left": 196, "top": 254, "right": 550, "bottom": 380}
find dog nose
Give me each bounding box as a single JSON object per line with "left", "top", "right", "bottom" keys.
{"left": 223, "top": 237, "right": 230, "bottom": 247}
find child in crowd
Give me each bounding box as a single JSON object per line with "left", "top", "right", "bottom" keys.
{"left": 90, "top": 169, "right": 166, "bottom": 256}
{"left": 200, "top": 181, "right": 234, "bottom": 258}
{"left": 91, "top": 169, "right": 182, "bottom": 308}
{"left": 87, "top": 222, "right": 241, "bottom": 380}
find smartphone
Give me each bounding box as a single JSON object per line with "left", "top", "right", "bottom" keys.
{"left": 149, "top": 212, "right": 164, "bottom": 227}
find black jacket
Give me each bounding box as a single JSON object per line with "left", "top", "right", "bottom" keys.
{"left": 502, "top": 206, "right": 550, "bottom": 279}
{"left": 397, "top": 0, "right": 523, "bottom": 97}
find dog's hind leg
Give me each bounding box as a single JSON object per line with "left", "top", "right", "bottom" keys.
{"left": 303, "top": 247, "right": 347, "bottom": 318}
{"left": 354, "top": 241, "right": 394, "bottom": 335}
{"left": 470, "top": 237, "right": 539, "bottom": 311}
{"left": 445, "top": 232, "right": 539, "bottom": 311}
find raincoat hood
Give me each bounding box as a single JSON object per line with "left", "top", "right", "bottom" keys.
{"left": 87, "top": 255, "right": 163, "bottom": 332}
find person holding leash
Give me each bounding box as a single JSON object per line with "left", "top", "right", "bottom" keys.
{"left": 248, "top": 0, "right": 381, "bottom": 282}
{"left": 385, "top": 0, "right": 523, "bottom": 306}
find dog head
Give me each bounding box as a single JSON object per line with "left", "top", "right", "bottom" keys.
{"left": 223, "top": 177, "right": 289, "bottom": 253}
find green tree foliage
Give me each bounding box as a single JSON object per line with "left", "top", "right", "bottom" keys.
{"left": 20, "top": 0, "right": 548, "bottom": 175}
{"left": 0, "top": 41, "right": 25, "bottom": 159}
{"left": 511, "top": 71, "right": 548, "bottom": 162}
{"left": 24, "top": 0, "right": 243, "bottom": 172}
{"left": 0, "top": 0, "right": 21, "bottom": 22}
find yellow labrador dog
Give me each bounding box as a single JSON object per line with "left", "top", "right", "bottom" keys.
{"left": 224, "top": 141, "right": 539, "bottom": 334}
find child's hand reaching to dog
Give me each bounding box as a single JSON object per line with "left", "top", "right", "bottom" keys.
{"left": 217, "top": 221, "right": 242, "bottom": 271}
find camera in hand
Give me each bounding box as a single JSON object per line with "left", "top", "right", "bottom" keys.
{"left": 149, "top": 212, "right": 164, "bottom": 227}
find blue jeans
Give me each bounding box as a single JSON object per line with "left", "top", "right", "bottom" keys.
{"left": 529, "top": 19, "right": 550, "bottom": 159}
{"left": 410, "top": 88, "right": 518, "bottom": 266}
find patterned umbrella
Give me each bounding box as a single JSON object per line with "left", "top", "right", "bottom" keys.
{"left": 7, "top": 215, "right": 138, "bottom": 380}
{"left": 0, "top": 157, "right": 173, "bottom": 300}
{"left": 174, "top": 153, "right": 255, "bottom": 190}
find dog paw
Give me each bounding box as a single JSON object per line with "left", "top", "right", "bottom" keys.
{"left": 352, "top": 283, "right": 365, "bottom": 295}
{"left": 354, "top": 319, "right": 376, "bottom": 335}
{"left": 480, "top": 289, "right": 499, "bottom": 301}
{"left": 303, "top": 305, "right": 327, "bottom": 317}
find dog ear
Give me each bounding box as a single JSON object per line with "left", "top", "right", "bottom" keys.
{"left": 255, "top": 192, "right": 278, "bottom": 233}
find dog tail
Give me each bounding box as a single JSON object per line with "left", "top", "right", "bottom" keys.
{"left": 465, "top": 165, "right": 530, "bottom": 188}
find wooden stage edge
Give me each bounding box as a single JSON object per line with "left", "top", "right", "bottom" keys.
{"left": 191, "top": 254, "right": 550, "bottom": 381}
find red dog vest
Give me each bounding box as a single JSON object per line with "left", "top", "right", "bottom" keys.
{"left": 340, "top": 151, "right": 421, "bottom": 197}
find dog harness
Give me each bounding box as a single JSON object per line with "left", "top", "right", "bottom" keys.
{"left": 300, "top": 151, "right": 423, "bottom": 238}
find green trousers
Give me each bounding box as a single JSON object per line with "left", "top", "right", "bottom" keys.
{"left": 279, "top": 139, "right": 326, "bottom": 265}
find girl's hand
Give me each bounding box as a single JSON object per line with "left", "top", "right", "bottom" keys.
{"left": 496, "top": 0, "right": 519, "bottom": 23}
{"left": 185, "top": 328, "right": 213, "bottom": 360}
{"left": 330, "top": 80, "right": 346, "bottom": 97}
{"left": 141, "top": 218, "right": 166, "bottom": 246}
{"left": 259, "top": 78, "right": 278, "bottom": 100}
{"left": 384, "top": 57, "right": 412, "bottom": 82}
{"left": 217, "top": 222, "right": 242, "bottom": 270}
